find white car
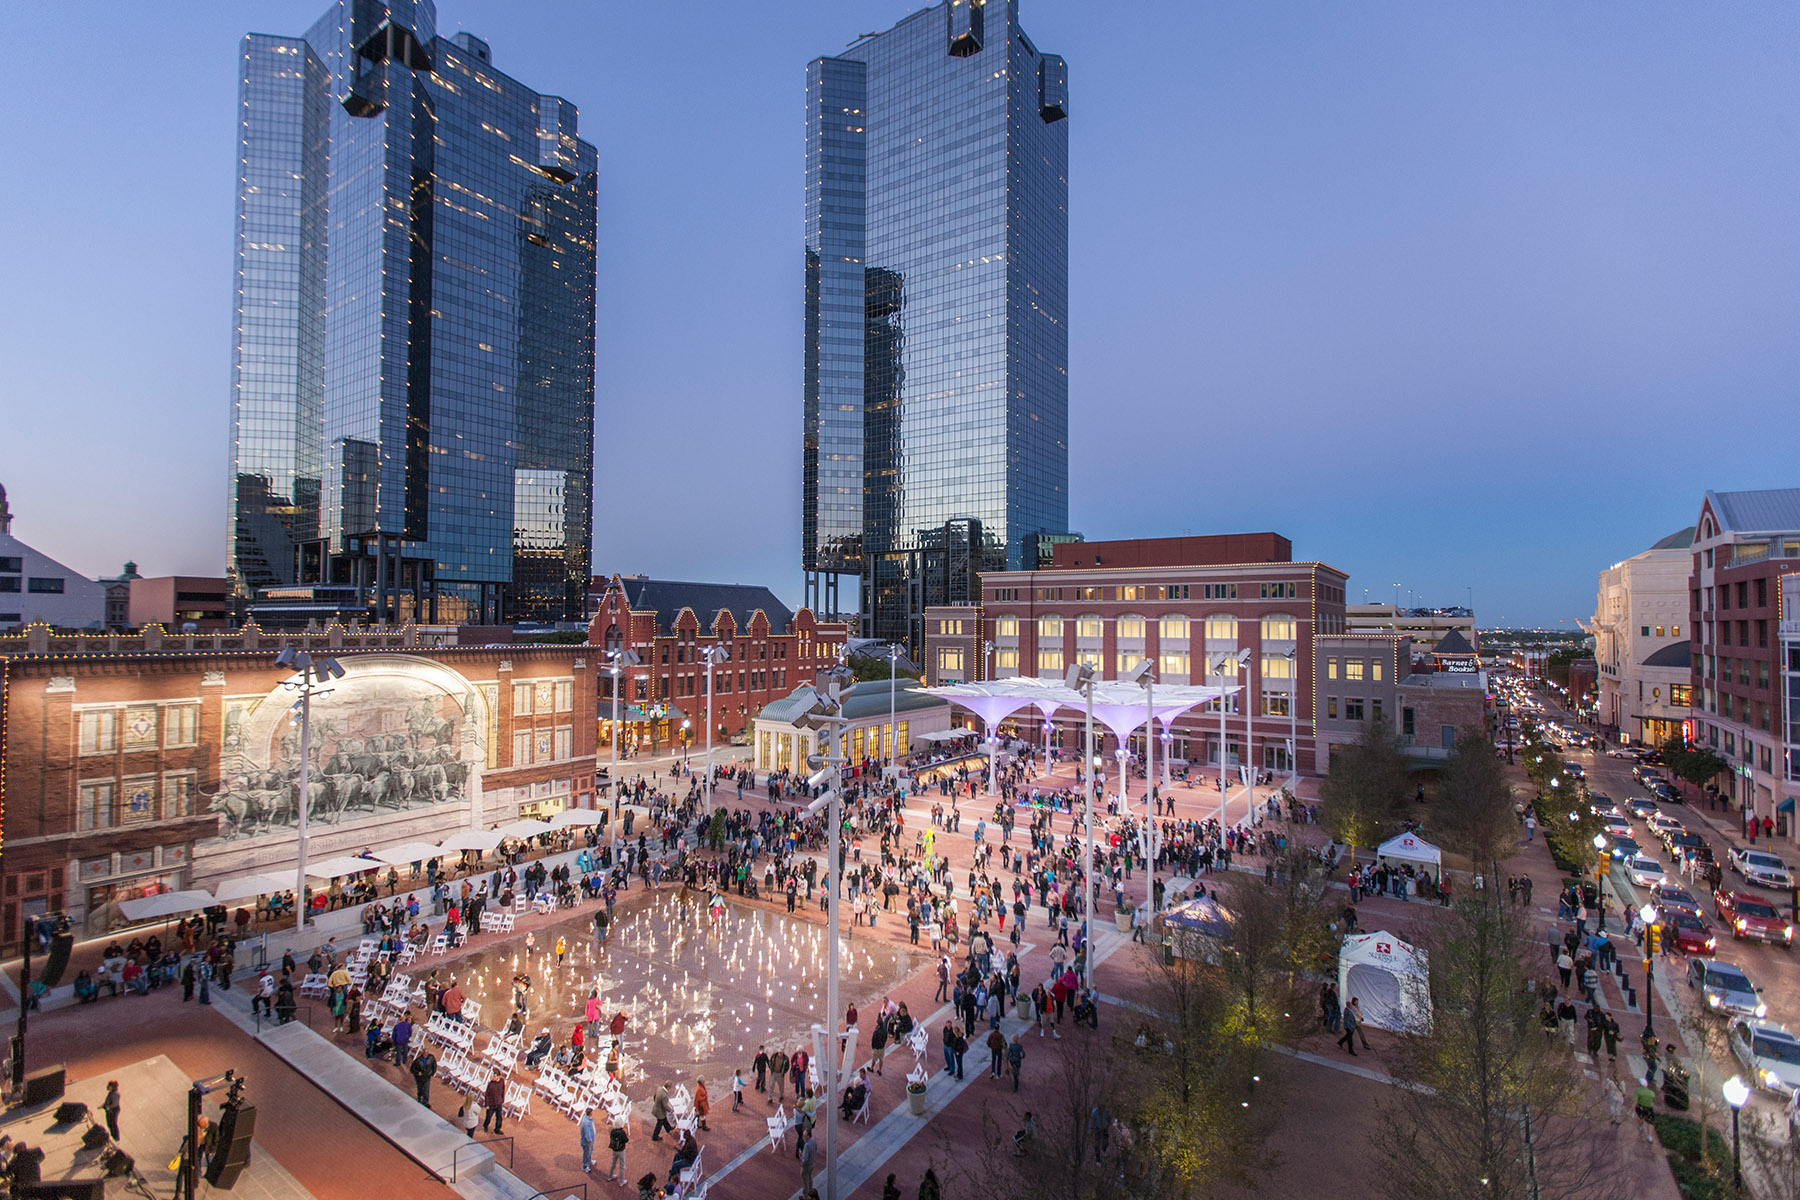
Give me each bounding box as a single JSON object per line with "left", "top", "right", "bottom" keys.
{"left": 1602, "top": 814, "right": 1632, "bottom": 838}
{"left": 1729, "top": 847, "right": 1796, "bottom": 889}
{"left": 1625, "top": 856, "right": 1666, "bottom": 888}
{"left": 1728, "top": 1017, "right": 1800, "bottom": 1097}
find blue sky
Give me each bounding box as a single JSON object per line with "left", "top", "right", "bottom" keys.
{"left": 1, "top": 2, "right": 1793, "bottom": 628}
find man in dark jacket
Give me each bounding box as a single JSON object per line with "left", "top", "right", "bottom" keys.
{"left": 410, "top": 1048, "right": 437, "bottom": 1105}
{"left": 483, "top": 1075, "right": 506, "bottom": 1133}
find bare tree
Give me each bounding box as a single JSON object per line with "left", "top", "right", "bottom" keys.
{"left": 1320, "top": 714, "right": 1409, "bottom": 863}
{"left": 1378, "top": 895, "right": 1629, "bottom": 1200}
{"left": 1434, "top": 725, "right": 1516, "bottom": 874}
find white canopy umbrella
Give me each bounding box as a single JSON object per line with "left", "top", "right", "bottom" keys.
{"left": 211, "top": 872, "right": 292, "bottom": 903}
{"left": 439, "top": 829, "right": 506, "bottom": 854}
{"left": 306, "top": 855, "right": 381, "bottom": 879}
{"left": 370, "top": 841, "right": 445, "bottom": 867}
{"left": 550, "top": 809, "right": 608, "bottom": 828}
{"left": 494, "top": 818, "right": 557, "bottom": 840}
{"left": 118, "top": 889, "right": 215, "bottom": 922}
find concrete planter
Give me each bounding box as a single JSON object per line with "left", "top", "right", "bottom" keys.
{"left": 907, "top": 1087, "right": 927, "bottom": 1116}
{"left": 1114, "top": 908, "right": 1133, "bottom": 932}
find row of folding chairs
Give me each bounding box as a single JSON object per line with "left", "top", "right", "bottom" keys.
{"left": 425, "top": 1012, "right": 475, "bottom": 1052}
{"left": 435, "top": 1047, "right": 496, "bottom": 1097}
{"left": 483, "top": 1033, "right": 521, "bottom": 1070}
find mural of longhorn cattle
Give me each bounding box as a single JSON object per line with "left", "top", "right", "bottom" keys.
{"left": 204, "top": 670, "right": 478, "bottom": 844}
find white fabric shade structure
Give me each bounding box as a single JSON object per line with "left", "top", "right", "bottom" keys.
{"left": 306, "top": 854, "right": 382, "bottom": 879}
{"left": 1338, "top": 931, "right": 1431, "bottom": 1034}
{"left": 117, "top": 889, "right": 216, "bottom": 921}
{"left": 549, "top": 808, "right": 609, "bottom": 828}
{"left": 1374, "top": 832, "right": 1444, "bottom": 875}
{"left": 494, "top": 818, "right": 557, "bottom": 840}
{"left": 913, "top": 729, "right": 978, "bottom": 744}
{"left": 439, "top": 828, "right": 507, "bottom": 853}
{"left": 368, "top": 841, "right": 445, "bottom": 867}
{"left": 211, "top": 872, "right": 293, "bottom": 903}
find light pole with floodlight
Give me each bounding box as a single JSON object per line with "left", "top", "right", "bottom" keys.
{"left": 887, "top": 644, "right": 901, "bottom": 778}
{"left": 275, "top": 647, "right": 344, "bottom": 931}
{"left": 700, "top": 644, "right": 730, "bottom": 811}
{"left": 799, "top": 658, "right": 854, "bottom": 1200}
{"left": 1129, "top": 656, "right": 1157, "bottom": 914}
{"left": 1281, "top": 648, "right": 1299, "bottom": 786}
{"left": 604, "top": 648, "right": 641, "bottom": 867}
{"left": 1210, "top": 649, "right": 1251, "bottom": 830}
{"left": 1065, "top": 662, "right": 1098, "bottom": 991}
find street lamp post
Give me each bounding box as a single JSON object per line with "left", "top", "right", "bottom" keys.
{"left": 1282, "top": 648, "right": 1300, "bottom": 788}
{"left": 1065, "top": 663, "right": 1098, "bottom": 992}
{"left": 605, "top": 648, "right": 641, "bottom": 867}
{"left": 1723, "top": 1074, "right": 1748, "bottom": 1192}
{"left": 1211, "top": 653, "right": 1231, "bottom": 831}
{"left": 275, "top": 648, "right": 344, "bottom": 932}
{"left": 681, "top": 719, "right": 691, "bottom": 766}
{"left": 800, "top": 661, "right": 854, "bottom": 1200}
{"left": 1639, "top": 901, "right": 1659, "bottom": 1039}
{"left": 888, "top": 644, "right": 901, "bottom": 779}
{"left": 701, "top": 644, "right": 730, "bottom": 812}
{"left": 1130, "top": 657, "right": 1157, "bottom": 915}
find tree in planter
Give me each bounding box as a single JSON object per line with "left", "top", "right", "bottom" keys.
{"left": 1377, "top": 895, "right": 1630, "bottom": 1200}
{"left": 1659, "top": 735, "right": 1728, "bottom": 801}
{"left": 1211, "top": 853, "right": 1338, "bottom": 1044}
{"left": 1319, "top": 714, "right": 1409, "bottom": 863}
{"left": 1435, "top": 725, "right": 1518, "bottom": 875}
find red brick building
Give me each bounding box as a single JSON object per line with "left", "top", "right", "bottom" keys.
{"left": 923, "top": 533, "right": 1349, "bottom": 775}
{"left": 585, "top": 575, "right": 850, "bottom": 750}
{"left": 0, "top": 622, "right": 595, "bottom": 949}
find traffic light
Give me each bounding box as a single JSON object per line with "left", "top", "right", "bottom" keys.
{"left": 1646, "top": 926, "right": 1660, "bottom": 955}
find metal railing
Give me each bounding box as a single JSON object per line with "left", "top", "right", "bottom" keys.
{"left": 445, "top": 1135, "right": 513, "bottom": 1182}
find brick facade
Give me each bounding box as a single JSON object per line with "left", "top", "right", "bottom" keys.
{"left": 0, "top": 625, "right": 594, "bottom": 949}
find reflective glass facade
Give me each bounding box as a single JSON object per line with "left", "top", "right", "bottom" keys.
{"left": 803, "top": 0, "right": 1069, "bottom": 647}
{"left": 228, "top": 2, "right": 597, "bottom": 623}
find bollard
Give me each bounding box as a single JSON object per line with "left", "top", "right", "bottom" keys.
{"left": 1624, "top": 985, "right": 1637, "bottom": 1010}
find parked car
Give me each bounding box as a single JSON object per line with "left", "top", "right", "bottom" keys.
{"left": 1686, "top": 956, "right": 1764, "bottom": 1016}
{"left": 1601, "top": 814, "right": 1632, "bottom": 838}
{"left": 1634, "top": 765, "right": 1663, "bottom": 784}
{"left": 1609, "top": 747, "right": 1649, "bottom": 760}
{"left": 1727, "top": 1017, "right": 1800, "bottom": 1097}
{"left": 1626, "top": 856, "right": 1667, "bottom": 888}
{"left": 1715, "top": 890, "right": 1795, "bottom": 946}
{"left": 1650, "top": 781, "right": 1682, "bottom": 805}
{"left": 1663, "top": 909, "right": 1719, "bottom": 955}
{"left": 1728, "top": 847, "right": 1796, "bottom": 890}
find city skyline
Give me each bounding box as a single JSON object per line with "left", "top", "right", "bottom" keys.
{"left": 1, "top": 2, "right": 1794, "bottom": 627}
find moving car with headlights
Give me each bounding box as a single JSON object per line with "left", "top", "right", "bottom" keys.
{"left": 1653, "top": 882, "right": 1704, "bottom": 919}
{"left": 1650, "top": 780, "right": 1682, "bottom": 805}
{"left": 1626, "top": 856, "right": 1666, "bottom": 888}
{"left": 1729, "top": 847, "right": 1796, "bottom": 889}
{"left": 1600, "top": 813, "right": 1631, "bottom": 838}
{"left": 1715, "top": 890, "right": 1794, "bottom": 946}
{"left": 1647, "top": 812, "right": 1685, "bottom": 842}
{"left": 1663, "top": 909, "right": 1718, "bottom": 955}
{"left": 1727, "top": 1017, "right": 1800, "bottom": 1097}
{"left": 1625, "top": 797, "right": 1659, "bottom": 820}
{"left": 1609, "top": 834, "right": 1642, "bottom": 861}
{"left": 1686, "top": 957, "right": 1764, "bottom": 1016}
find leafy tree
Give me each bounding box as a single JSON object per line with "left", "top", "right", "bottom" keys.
{"left": 848, "top": 651, "right": 918, "bottom": 682}
{"left": 1319, "top": 713, "right": 1409, "bottom": 861}
{"left": 1213, "top": 853, "right": 1338, "bottom": 1043}
{"left": 1435, "top": 726, "right": 1517, "bottom": 874}
{"left": 1659, "top": 735, "right": 1728, "bottom": 795}
{"left": 1377, "top": 896, "right": 1628, "bottom": 1200}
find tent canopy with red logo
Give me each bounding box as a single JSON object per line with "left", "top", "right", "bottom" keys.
{"left": 1374, "top": 831, "right": 1443, "bottom": 877}
{"left": 1338, "top": 930, "right": 1431, "bottom": 1034}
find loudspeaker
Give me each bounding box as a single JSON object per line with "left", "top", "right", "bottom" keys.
{"left": 39, "top": 932, "right": 74, "bottom": 989}
{"left": 22, "top": 1064, "right": 66, "bottom": 1106}
{"left": 205, "top": 1103, "right": 256, "bottom": 1189}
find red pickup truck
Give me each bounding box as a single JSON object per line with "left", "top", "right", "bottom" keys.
{"left": 1715, "top": 890, "right": 1794, "bottom": 947}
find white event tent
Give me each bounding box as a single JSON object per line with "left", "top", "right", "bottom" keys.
{"left": 1374, "top": 831, "right": 1444, "bottom": 878}
{"left": 1338, "top": 931, "right": 1431, "bottom": 1034}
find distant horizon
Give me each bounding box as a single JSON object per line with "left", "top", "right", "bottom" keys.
{"left": 1, "top": 1, "right": 1793, "bottom": 628}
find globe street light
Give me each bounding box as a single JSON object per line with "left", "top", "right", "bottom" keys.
{"left": 1639, "top": 901, "right": 1659, "bottom": 1038}
{"left": 604, "top": 648, "right": 642, "bottom": 868}
{"left": 699, "top": 644, "right": 731, "bottom": 812}
{"left": 1723, "top": 1074, "right": 1749, "bottom": 1191}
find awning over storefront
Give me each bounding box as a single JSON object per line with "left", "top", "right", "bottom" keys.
{"left": 1779, "top": 798, "right": 1795, "bottom": 815}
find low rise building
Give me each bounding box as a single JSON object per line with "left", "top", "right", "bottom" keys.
{"left": 925, "top": 532, "right": 1349, "bottom": 776}
{"left": 1314, "top": 633, "right": 1486, "bottom": 766}
{"left": 751, "top": 679, "right": 951, "bottom": 776}
{"left": 586, "top": 574, "right": 850, "bottom": 752}
{"left": 1346, "top": 604, "right": 1477, "bottom": 667}
{"left": 129, "top": 576, "right": 235, "bottom": 633}
{"left": 0, "top": 622, "right": 596, "bottom": 949}
{"left": 0, "top": 484, "right": 104, "bottom": 631}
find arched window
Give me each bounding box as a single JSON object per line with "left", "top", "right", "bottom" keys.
{"left": 1158, "top": 614, "right": 1190, "bottom": 642}
{"left": 1116, "top": 614, "right": 1146, "bottom": 640}
{"left": 993, "top": 615, "right": 1019, "bottom": 638}
{"left": 1076, "top": 614, "right": 1104, "bottom": 641}
{"left": 1203, "top": 614, "right": 1236, "bottom": 642}
{"left": 1261, "top": 613, "right": 1297, "bottom": 642}
{"left": 1038, "top": 614, "right": 1063, "bottom": 640}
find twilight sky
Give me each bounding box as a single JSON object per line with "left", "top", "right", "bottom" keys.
{"left": 1, "top": 2, "right": 1793, "bottom": 629}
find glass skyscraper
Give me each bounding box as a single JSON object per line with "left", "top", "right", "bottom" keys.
{"left": 228, "top": 0, "right": 597, "bottom": 624}
{"left": 802, "top": 0, "right": 1070, "bottom": 650}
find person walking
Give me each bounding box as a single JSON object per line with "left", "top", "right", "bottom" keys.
{"left": 410, "top": 1046, "right": 437, "bottom": 1105}
{"left": 799, "top": 1129, "right": 818, "bottom": 1195}
{"left": 1007, "top": 1035, "right": 1024, "bottom": 1092}
{"left": 461, "top": 1100, "right": 480, "bottom": 1138}
{"left": 651, "top": 1082, "right": 674, "bottom": 1142}
{"left": 771, "top": 1050, "right": 790, "bottom": 1106}
{"left": 606, "top": 1118, "right": 630, "bottom": 1184}
{"left": 483, "top": 1075, "right": 506, "bottom": 1134}
{"left": 1337, "top": 997, "right": 1362, "bottom": 1056}
{"left": 101, "top": 1081, "right": 121, "bottom": 1142}
{"left": 579, "top": 1108, "right": 597, "bottom": 1174}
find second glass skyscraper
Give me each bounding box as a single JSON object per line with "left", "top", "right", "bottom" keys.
{"left": 803, "top": 0, "right": 1071, "bottom": 649}
{"left": 227, "top": 0, "right": 597, "bottom": 623}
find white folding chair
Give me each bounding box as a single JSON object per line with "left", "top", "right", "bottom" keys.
{"left": 852, "top": 1091, "right": 872, "bottom": 1124}
{"left": 677, "top": 1147, "right": 705, "bottom": 1197}
{"left": 765, "top": 1105, "right": 789, "bottom": 1153}
{"left": 428, "top": 934, "right": 448, "bottom": 956}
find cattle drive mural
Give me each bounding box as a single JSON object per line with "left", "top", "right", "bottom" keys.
{"left": 204, "top": 660, "right": 482, "bottom": 843}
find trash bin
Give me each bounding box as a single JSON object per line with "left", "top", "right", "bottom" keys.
{"left": 1161, "top": 936, "right": 1175, "bottom": 966}
{"left": 1662, "top": 1057, "right": 1690, "bottom": 1111}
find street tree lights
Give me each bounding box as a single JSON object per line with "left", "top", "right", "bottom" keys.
{"left": 700, "top": 644, "right": 731, "bottom": 811}
{"left": 1065, "top": 662, "right": 1098, "bottom": 991}
{"left": 1723, "top": 1074, "right": 1749, "bottom": 1192}
{"left": 275, "top": 647, "right": 344, "bottom": 931}
{"left": 604, "top": 648, "right": 641, "bottom": 867}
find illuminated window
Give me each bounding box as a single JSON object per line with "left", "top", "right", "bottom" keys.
{"left": 1037, "top": 648, "right": 1065, "bottom": 674}
{"left": 939, "top": 647, "right": 965, "bottom": 672}
{"left": 1261, "top": 614, "right": 1297, "bottom": 642}
{"left": 1372, "top": 660, "right": 1383, "bottom": 682}
{"left": 995, "top": 648, "right": 1019, "bottom": 670}
{"left": 1203, "top": 614, "right": 1235, "bottom": 641}
{"left": 993, "top": 615, "right": 1019, "bottom": 638}
{"left": 1159, "top": 652, "right": 1190, "bottom": 680}
{"left": 1327, "top": 658, "right": 1338, "bottom": 679}
{"left": 1160, "top": 615, "right": 1191, "bottom": 641}
{"left": 1345, "top": 659, "right": 1365, "bottom": 681}
{"left": 1262, "top": 694, "right": 1291, "bottom": 717}
{"left": 1038, "top": 615, "right": 1063, "bottom": 640}
{"left": 1116, "top": 615, "right": 1146, "bottom": 640}
{"left": 1076, "top": 615, "right": 1103, "bottom": 640}
{"left": 1262, "top": 655, "right": 1294, "bottom": 679}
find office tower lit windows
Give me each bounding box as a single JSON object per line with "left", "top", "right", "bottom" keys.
{"left": 227, "top": 1, "right": 597, "bottom": 624}
{"left": 803, "top": 0, "right": 1071, "bottom": 650}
